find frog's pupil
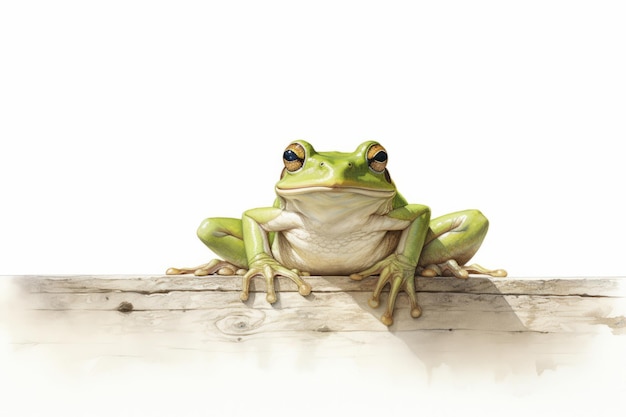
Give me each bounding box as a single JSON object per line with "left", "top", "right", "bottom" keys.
{"left": 373, "top": 151, "right": 387, "bottom": 162}
{"left": 284, "top": 150, "right": 300, "bottom": 162}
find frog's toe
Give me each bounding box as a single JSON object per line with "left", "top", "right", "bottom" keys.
{"left": 463, "top": 263, "right": 508, "bottom": 277}
{"left": 405, "top": 281, "right": 422, "bottom": 319}
{"left": 379, "top": 273, "right": 405, "bottom": 327}
{"left": 166, "top": 259, "right": 229, "bottom": 276}
{"left": 217, "top": 266, "right": 236, "bottom": 276}
{"left": 266, "top": 291, "right": 277, "bottom": 304}
{"left": 221, "top": 266, "right": 249, "bottom": 276}
{"left": 194, "top": 268, "right": 211, "bottom": 276}
{"left": 419, "top": 264, "right": 442, "bottom": 277}
{"left": 197, "top": 260, "right": 244, "bottom": 276}
{"left": 368, "top": 296, "right": 381, "bottom": 309}
{"left": 419, "top": 260, "right": 507, "bottom": 279}
{"left": 381, "top": 313, "right": 394, "bottom": 326}
{"left": 167, "top": 265, "right": 210, "bottom": 275}
{"left": 349, "top": 273, "right": 365, "bottom": 281}
{"left": 290, "top": 268, "right": 311, "bottom": 277}
{"left": 298, "top": 283, "right": 312, "bottom": 296}
{"left": 444, "top": 260, "right": 470, "bottom": 279}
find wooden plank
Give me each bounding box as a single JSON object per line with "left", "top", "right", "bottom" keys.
{"left": 5, "top": 276, "right": 626, "bottom": 335}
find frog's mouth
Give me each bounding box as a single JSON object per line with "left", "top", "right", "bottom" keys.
{"left": 276, "top": 186, "right": 396, "bottom": 217}
{"left": 276, "top": 186, "right": 395, "bottom": 199}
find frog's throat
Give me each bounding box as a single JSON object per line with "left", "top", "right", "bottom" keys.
{"left": 275, "top": 186, "right": 395, "bottom": 199}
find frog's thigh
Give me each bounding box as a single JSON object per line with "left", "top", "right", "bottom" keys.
{"left": 418, "top": 209, "right": 488, "bottom": 266}
{"left": 197, "top": 217, "right": 248, "bottom": 268}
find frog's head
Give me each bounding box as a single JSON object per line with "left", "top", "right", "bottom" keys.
{"left": 276, "top": 140, "right": 397, "bottom": 198}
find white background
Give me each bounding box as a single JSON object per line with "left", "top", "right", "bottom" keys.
{"left": 1, "top": 2, "right": 626, "bottom": 416}
{"left": 1, "top": 1, "right": 625, "bottom": 277}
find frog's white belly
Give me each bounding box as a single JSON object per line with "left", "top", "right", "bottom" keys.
{"left": 273, "top": 225, "right": 402, "bottom": 275}
{"left": 267, "top": 188, "right": 410, "bottom": 275}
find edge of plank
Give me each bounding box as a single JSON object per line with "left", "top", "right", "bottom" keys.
{"left": 6, "top": 274, "right": 625, "bottom": 297}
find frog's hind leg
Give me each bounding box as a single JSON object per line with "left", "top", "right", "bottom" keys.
{"left": 417, "top": 209, "right": 507, "bottom": 278}
{"left": 166, "top": 217, "right": 249, "bottom": 276}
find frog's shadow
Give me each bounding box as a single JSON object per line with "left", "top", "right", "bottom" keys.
{"left": 234, "top": 275, "right": 589, "bottom": 378}
{"left": 313, "top": 275, "right": 594, "bottom": 378}
{"left": 293, "top": 275, "right": 552, "bottom": 376}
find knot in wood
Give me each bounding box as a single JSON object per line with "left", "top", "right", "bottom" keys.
{"left": 215, "top": 309, "right": 266, "bottom": 336}
{"left": 117, "top": 301, "right": 134, "bottom": 313}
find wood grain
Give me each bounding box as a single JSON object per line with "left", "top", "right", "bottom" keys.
{"left": 6, "top": 274, "right": 626, "bottom": 335}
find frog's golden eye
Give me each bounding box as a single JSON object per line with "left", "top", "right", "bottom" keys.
{"left": 283, "top": 142, "right": 306, "bottom": 172}
{"left": 367, "top": 144, "right": 388, "bottom": 173}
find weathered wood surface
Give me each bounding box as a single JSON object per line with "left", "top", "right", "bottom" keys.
{"left": 2, "top": 275, "right": 625, "bottom": 417}
{"left": 9, "top": 275, "right": 626, "bottom": 335}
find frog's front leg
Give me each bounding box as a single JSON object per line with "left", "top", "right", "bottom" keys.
{"left": 418, "top": 210, "right": 507, "bottom": 278}
{"left": 351, "top": 204, "right": 431, "bottom": 326}
{"left": 241, "top": 208, "right": 312, "bottom": 303}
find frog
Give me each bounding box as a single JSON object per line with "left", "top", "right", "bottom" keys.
{"left": 167, "top": 140, "right": 506, "bottom": 326}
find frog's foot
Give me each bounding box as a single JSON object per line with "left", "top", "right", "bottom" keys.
{"left": 418, "top": 260, "right": 507, "bottom": 279}
{"left": 166, "top": 259, "right": 247, "bottom": 276}
{"left": 350, "top": 254, "right": 421, "bottom": 326}
{"left": 241, "top": 254, "right": 312, "bottom": 303}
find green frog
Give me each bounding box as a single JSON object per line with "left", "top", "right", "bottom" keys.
{"left": 167, "top": 141, "right": 506, "bottom": 325}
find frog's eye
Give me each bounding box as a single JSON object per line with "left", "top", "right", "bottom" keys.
{"left": 283, "top": 143, "right": 306, "bottom": 172}
{"left": 367, "top": 144, "right": 388, "bottom": 173}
